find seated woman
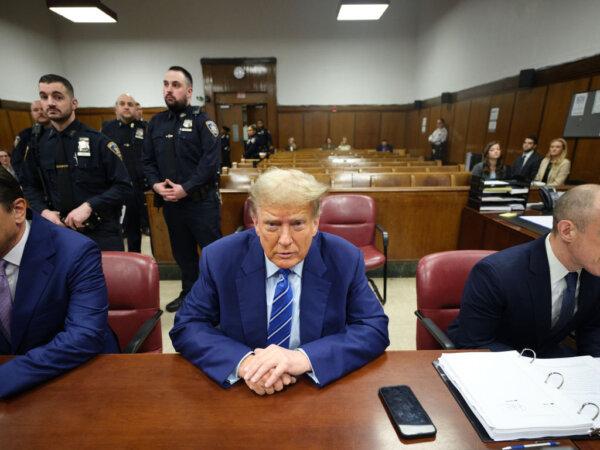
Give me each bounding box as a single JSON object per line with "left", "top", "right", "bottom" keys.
{"left": 337, "top": 136, "right": 352, "bottom": 151}
{"left": 471, "top": 141, "right": 510, "bottom": 180}
{"left": 376, "top": 139, "right": 393, "bottom": 152}
{"left": 321, "top": 137, "right": 335, "bottom": 151}
{"left": 533, "top": 138, "right": 571, "bottom": 187}
{"left": 285, "top": 136, "right": 298, "bottom": 152}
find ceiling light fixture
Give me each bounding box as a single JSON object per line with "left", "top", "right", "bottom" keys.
{"left": 337, "top": 0, "right": 390, "bottom": 21}
{"left": 47, "top": 0, "right": 118, "bottom": 23}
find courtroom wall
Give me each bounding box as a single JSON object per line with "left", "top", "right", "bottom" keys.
{"left": 415, "top": 0, "right": 600, "bottom": 100}
{"left": 0, "top": 3, "right": 63, "bottom": 102}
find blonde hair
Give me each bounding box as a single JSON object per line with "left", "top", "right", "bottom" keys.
{"left": 546, "top": 138, "right": 568, "bottom": 164}
{"left": 249, "top": 168, "right": 329, "bottom": 218}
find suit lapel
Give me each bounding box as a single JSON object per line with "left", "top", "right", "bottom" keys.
{"left": 299, "top": 234, "right": 332, "bottom": 344}
{"left": 11, "top": 214, "right": 55, "bottom": 352}
{"left": 236, "top": 235, "right": 268, "bottom": 349}
{"left": 528, "top": 237, "right": 552, "bottom": 346}
{"left": 571, "top": 271, "right": 599, "bottom": 326}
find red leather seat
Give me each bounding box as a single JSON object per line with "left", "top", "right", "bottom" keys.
{"left": 103, "top": 252, "right": 163, "bottom": 353}
{"left": 415, "top": 250, "right": 495, "bottom": 349}
{"left": 319, "top": 194, "right": 388, "bottom": 304}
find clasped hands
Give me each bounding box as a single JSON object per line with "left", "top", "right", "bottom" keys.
{"left": 42, "top": 202, "right": 92, "bottom": 229}
{"left": 237, "top": 344, "right": 312, "bottom": 396}
{"left": 153, "top": 179, "right": 187, "bottom": 202}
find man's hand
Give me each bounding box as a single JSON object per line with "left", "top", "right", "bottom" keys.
{"left": 238, "top": 354, "right": 297, "bottom": 395}
{"left": 153, "top": 181, "right": 171, "bottom": 197}
{"left": 162, "top": 179, "right": 187, "bottom": 202}
{"left": 243, "top": 345, "right": 312, "bottom": 390}
{"left": 64, "top": 202, "right": 92, "bottom": 229}
{"left": 41, "top": 209, "right": 65, "bottom": 227}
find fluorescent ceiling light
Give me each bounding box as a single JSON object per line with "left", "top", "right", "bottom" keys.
{"left": 337, "top": 1, "right": 390, "bottom": 21}
{"left": 47, "top": 0, "right": 118, "bottom": 23}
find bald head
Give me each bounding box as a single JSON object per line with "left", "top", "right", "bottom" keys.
{"left": 115, "top": 93, "right": 136, "bottom": 123}
{"left": 30, "top": 100, "right": 49, "bottom": 126}
{"left": 553, "top": 184, "right": 600, "bottom": 233}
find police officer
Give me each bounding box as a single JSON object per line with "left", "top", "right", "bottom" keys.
{"left": 256, "top": 119, "right": 273, "bottom": 153}
{"left": 12, "top": 100, "right": 51, "bottom": 178}
{"left": 244, "top": 124, "right": 260, "bottom": 159}
{"left": 21, "top": 74, "right": 132, "bottom": 251}
{"left": 102, "top": 93, "right": 148, "bottom": 253}
{"left": 220, "top": 125, "right": 231, "bottom": 168}
{"left": 143, "top": 66, "right": 221, "bottom": 312}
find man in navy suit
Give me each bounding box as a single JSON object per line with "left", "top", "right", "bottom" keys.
{"left": 511, "top": 135, "right": 543, "bottom": 182}
{"left": 449, "top": 184, "right": 600, "bottom": 357}
{"left": 0, "top": 168, "right": 118, "bottom": 398}
{"left": 171, "top": 168, "right": 389, "bottom": 395}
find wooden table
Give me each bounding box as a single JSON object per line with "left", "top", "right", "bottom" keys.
{"left": 1, "top": 351, "right": 595, "bottom": 449}
{"left": 458, "top": 207, "right": 544, "bottom": 250}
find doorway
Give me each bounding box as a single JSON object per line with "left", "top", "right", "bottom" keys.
{"left": 216, "top": 102, "right": 270, "bottom": 163}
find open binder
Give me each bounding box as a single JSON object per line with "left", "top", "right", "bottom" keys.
{"left": 433, "top": 351, "right": 600, "bottom": 441}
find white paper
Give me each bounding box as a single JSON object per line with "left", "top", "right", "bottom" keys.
{"left": 592, "top": 90, "right": 600, "bottom": 114}
{"left": 421, "top": 117, "right": 427, "bottom": 133}
{"left": 488, "top": 120, "right": 497, "bottom": 132}
{"left": 519, "top": 215, "right": 553, "bottom": 229}
{"left": 571, "top": 92, "right": 588, "bottom": 116}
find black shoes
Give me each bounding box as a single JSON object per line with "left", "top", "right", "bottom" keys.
{"left": 166, "top": 295, "right": 184, "bottom": 312}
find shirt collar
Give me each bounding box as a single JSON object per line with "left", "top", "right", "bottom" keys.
{"left": 545, "top": 233, "right": 581, "bottom": 283}
{"left": 264, "top": 256, "right": 304, "bottom": 279}
{"left": 4, "top": 220, "right": 31, "bottom": 268}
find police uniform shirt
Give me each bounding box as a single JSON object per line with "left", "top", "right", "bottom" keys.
{"left": 21, "top": 119, "right": 132, "bottom": 217}
{"left": 143, "top": 106, "right": 221, "bottom": 194}
{"left": 12, "top": 125, "right": 47, "bottom": 179}
{"left": 102, "top": 119, "right": 146, "bottom": 186}
{"left": 256, "top": 127, "right": 272, "bottom": 148}
{"left": 244, "top": 136, "right": 260, "bottom": 159}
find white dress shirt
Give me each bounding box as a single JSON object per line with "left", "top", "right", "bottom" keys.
{"left": 3, "top": 220, "right": 31, "bottom": 301}
{"left": 428, "top": 127, "right": 447, "bottom": 145}
{"left": 545, "top": 234, "right": 581, "bottom": 327}
{"left": 228, "top": 257, "right": 318, "bottom": 385}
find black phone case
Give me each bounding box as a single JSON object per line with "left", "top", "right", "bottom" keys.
{"left": 379, "top": 385, "right": 437, "bottom": 438}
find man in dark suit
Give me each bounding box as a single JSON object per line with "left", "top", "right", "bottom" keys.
{"left": 449, "top": 184, "right": 600, "bottom": 357}
{"left": 171, "top": 168, "right": 389, "bottom": 395}
{"left": 0, "top": 168, "right": 119, "bottom": 398}
{"left": 511, "top": 135, "right": 543, "bottom": 182}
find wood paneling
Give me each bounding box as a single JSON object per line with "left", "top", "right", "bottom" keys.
{"left": 7, "top": 110, "right": 32, "bottom": 138}
{"left": 465, "top": 96, "right": 491, "bottom": 154}
{"left": 303, "top": 111, "right": 329, "bottom": 148}
{"left": 354, "top": 112, "right": 381, "bottom": 149}
{"left": 448, "top": 100, "right": 471, "bottom": 164}
{"left": 571, "top": 74, "right": 600, "bottom": 183}
{"left": 278, "top": 113, "right": 304, "bottom": 148}
{"left": 505, "top": 86, "right": 547, "bottom": 165}
{"left": 329, "top": 112, "right": 355, "bottom": 147}
{"left": 537, "top": 78, "right": 590, "bottom": 160}
{"left": 78, "top": 113, "right": 104, "bottom": 131}
{"left": 0, "top": 110, "right": 14, "bottom": 150}
{"left": 485, "top": 92, "right": 515, "bottom": 147}
{"left": 405, "top": 109, "right": 420, "bottom": 152}
{"left": 380, "top": 112, "right": 406, "bottom": 149}
{"left": 202, "top": 59, "right": 278, "bottom": 146}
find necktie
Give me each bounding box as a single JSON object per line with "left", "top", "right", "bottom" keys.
{"left": 54, "top": 134, "right": 76, "bottom": 215}
{"left": 0, "top": 260, "right": 12, "bottom": 342}
{"left": 554, "top": 272, "right": 578, "bottom": 331}
{"left": 267, "top": 269, "right": 293, "bottom": 348}
{"left": 163, "top": 118, "right": 179, "bottom": 182}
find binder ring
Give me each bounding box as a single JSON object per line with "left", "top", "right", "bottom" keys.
{"left": 520, "top": 348, "right": 536, "bottom": 363}
{"left": 579, "top": 403, "right": 600, "bottom": 421}
{"left": 544, "top": 372, "right": 564, "bottom": 389}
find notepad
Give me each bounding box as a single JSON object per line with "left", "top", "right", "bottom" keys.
{"left": 436, "top": 351, "right": 600, "bottom": 441}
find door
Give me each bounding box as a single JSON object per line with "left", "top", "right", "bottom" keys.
{"left": 247, "top": 104, "right": 268, "bottom": 128}
{"left": 216, "top": 104, "right": 244, "bottom": 164}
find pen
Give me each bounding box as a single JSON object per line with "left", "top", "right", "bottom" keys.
{"left": 501, "top": 442, "right": 560, "bottom": 450}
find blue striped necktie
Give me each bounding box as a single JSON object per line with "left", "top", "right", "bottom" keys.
{"left": 267, "top": 269, "right": 293, "bottom": 348}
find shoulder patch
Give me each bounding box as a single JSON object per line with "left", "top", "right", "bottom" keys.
{"left": 206, "top": 120, "right": 219, "bottom": 138}
{"left": 13, "top": 135, "right": 20, "bottom": 148}
{"left": 107, "top": 141, "right": 123, "bottom": 160}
